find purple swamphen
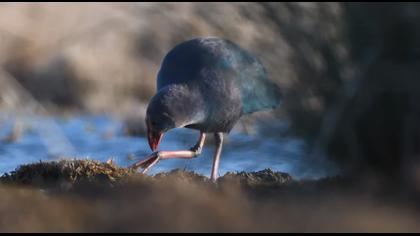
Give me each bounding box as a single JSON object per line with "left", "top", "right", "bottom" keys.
{"left": 130, "top": 37, "right": 281, "bottom": 181}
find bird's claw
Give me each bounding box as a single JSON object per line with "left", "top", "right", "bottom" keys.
{"left": 189, "top": 145, "right": 202, "bottom": 157}
{"left": 130, "top": 151, "right": 161, "bottom": 174}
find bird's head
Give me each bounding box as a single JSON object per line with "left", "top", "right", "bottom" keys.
{"left": 146, "top": 99, "right": 176, "bottom": 151}
{"left": 145, "top": 108, "right": 175, "bottom": 152}
{"left": 145, "top": 85, "right": 206, "bottom": 151}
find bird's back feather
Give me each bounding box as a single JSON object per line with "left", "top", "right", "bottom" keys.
{"left": 157, "top": 37, "right": 281, "bottom": 116}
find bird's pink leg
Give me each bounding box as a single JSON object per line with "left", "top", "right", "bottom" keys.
{"left": 210, "top": 132, "right": 224, "bottom": 182}
{"left": 130, "top": 132, "right": 206, "bottom": 173}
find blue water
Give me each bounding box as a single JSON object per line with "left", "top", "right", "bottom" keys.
{"left": 0, "top": 114, "right": 337, "bottom": 179}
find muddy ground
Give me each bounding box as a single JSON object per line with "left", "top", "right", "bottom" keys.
{"left": 0, "top": 160, "right": 419, "bottom": 232}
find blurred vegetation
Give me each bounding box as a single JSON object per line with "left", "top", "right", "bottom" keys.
{"left": 1, "top": 160, "right": 420, "bottom": 232}
{"left": 0, "top": 3, "right": 420, "bottom": 192}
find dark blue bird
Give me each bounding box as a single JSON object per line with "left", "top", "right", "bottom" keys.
{"left": 131, "top": 37, "right": 281, "bottom": 181}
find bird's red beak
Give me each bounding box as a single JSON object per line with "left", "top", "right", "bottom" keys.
{"left": 147, "top": 127, "right": 163, "bottom": 151}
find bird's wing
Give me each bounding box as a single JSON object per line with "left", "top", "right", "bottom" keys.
{"left": 224, "top": 42, "right": 282, "bottom": 114}
{"left": 156, "top": 38, "right": 281, "bottom": 114}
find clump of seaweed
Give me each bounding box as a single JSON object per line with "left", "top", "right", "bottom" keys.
{"left": 0, "top": 160, "right": 297, "bottom": 191}
{"left": 154, "top": 169, "right": 210, "bottom": 183}
{"left": 219, "top": 169, "right": 293, "bottom": 187}
{"left": 0, "top": 159, "right": 136, "bottom": 189}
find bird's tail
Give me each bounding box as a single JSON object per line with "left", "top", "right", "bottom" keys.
{"left": 242, "top": 78, "right": 282, "bottom": 114}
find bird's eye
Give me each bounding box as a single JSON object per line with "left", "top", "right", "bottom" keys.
{"left": 151, "top": 121, "right": 157, "bottom": 126}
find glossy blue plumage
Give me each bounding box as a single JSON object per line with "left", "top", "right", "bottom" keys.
{"left": 157, "top": 37, "right": 281, "bottom": 115}
{"left": 147, "top": 37, "right": 281, "bottom": 133}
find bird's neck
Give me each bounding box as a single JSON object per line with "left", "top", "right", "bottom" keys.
{"left": 159, "top": 84, "right": 208, "bottom": 128}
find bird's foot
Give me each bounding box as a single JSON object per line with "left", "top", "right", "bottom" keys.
{"left": 130, "top": 151, "right": 161, "bottom": 174}
{"left": 189, "top": 144, "right": 202, "bottom": 157}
